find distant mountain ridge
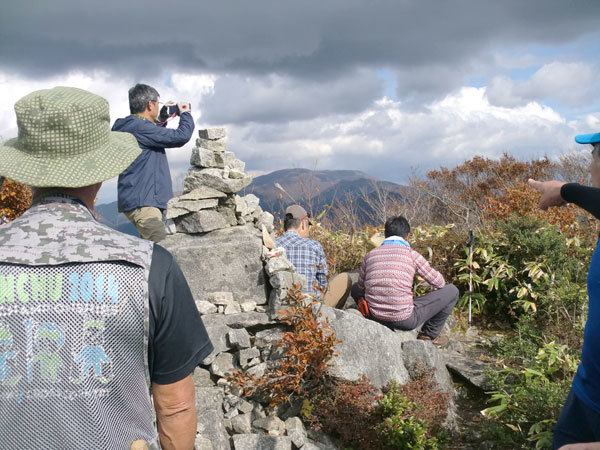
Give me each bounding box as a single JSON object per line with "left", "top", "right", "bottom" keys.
{"left": 95, "top": 168, "right": 407, "bottom": 231}
{"left": 243, "top": 168, "right": 408, "bottom": 222}
{"left": 94, "top": 201, "right": 138, "bottom": 237}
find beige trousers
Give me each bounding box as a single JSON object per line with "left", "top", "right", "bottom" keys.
{"left": 124, "top": 206, "right": 167, "bottom": 243}
{"left": 322, "top": 273, "right": 352, "bottom": 309}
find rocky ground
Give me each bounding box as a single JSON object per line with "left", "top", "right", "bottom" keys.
{"left": 162, "top": 128, "right": 509, "bottom": 449}
{"left": 440, "top": 323, "right": 511, "bottom": 449}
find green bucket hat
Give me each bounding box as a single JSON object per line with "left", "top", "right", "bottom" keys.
{"left": 0, "top": 86, "right": 141, "bottom": 187}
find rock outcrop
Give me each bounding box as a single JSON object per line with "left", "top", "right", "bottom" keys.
{"left": 162, "top": 128, "right": 458, "bottom": 449}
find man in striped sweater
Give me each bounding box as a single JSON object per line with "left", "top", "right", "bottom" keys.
{"left": 352, "top": 215, "right": 459, "bottom": 346}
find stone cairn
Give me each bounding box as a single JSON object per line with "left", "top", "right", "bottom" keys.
{"left": 164, "top": 128, "right": 456, "bottom": 450}
{"left": 164, "top": 129, "right": 321, "bottom": 449}
{"left": 167, "top": 127, "right": 269, "bottom": 234}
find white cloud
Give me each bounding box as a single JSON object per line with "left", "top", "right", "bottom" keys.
{"left": 486, "top": 62, "right": 600, "bottom": 108}
{"left": 217, "top": 87, "right": 584, "bottom": 187}
{"left": 0, "top": 71, "right": 597, "bottom": 207}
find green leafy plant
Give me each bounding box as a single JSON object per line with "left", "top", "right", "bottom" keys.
{"left": 482, "top": 338, "right": 577, "bottom": 449}
{"left": 375, "top": 376, "right": 448, "bottom": 450}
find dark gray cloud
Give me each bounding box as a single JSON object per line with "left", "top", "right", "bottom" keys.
{"left": 3, "top": 0, "right": 600, "bottom": 209}
{"left": 198, "top": 69, "right": 383, "bottom": 124}
{"left": 2, "top": 1, "right": 599, "bottom": 87}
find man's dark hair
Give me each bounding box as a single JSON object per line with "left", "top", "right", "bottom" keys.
{"left": 384, "top": 215, "right": 410, "bottom": 238}
{"left": 283, "top": 214, "right": 303, "bottom": 231}
{"left": 129, "top": 84, "right": 159, "bottom": 114}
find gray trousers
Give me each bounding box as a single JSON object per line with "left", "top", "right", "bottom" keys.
{"left": 351, "top": 283, "right": 459, "bottom": 338}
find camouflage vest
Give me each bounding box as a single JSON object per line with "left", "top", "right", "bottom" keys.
{"left": 0, "top": 196, "right": 159, "bottom": 449}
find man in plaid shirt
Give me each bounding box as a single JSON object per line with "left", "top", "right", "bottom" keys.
{"left": 352, "top": 215, "right": 459, "bottom": 346}
{"left": 276, "top": 205, "right": 351, "bottom": 307}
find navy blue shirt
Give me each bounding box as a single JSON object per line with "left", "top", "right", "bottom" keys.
{"left": 148, "top": 244, "right": 213, "bottom": 384}
{"left": 112, "top": 113, "right": 195, "bottom": 212}
{"left": 562, "top": 183, "right": 600, "bottom": 414}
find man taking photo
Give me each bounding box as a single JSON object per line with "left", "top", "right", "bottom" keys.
{"left": 113, "top": 83, "right": 194, "bottom": 242}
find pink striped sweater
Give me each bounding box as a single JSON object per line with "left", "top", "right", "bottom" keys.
{"left": 357, "top": 244, "right": 445, "bottom": 321}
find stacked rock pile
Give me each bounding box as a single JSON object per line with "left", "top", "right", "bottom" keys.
{"left": 166, "top": 128, "right": 274, "bottom": 235}
{"left": 162, "top": 128, "right": 457, "bottom": 449}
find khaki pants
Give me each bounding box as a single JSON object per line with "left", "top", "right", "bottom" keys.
{"left": 322, "top": 273, "right": 352, "bottom": 309}
{"left": 124, "top": 207, "right": 166, "bottom": 243}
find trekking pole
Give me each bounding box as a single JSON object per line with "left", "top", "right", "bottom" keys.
{"left": 468, "top": 229, "right": 474, "bottom": 328}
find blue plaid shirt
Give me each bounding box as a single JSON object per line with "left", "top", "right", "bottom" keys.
{"left": 276, "top": 230, "right": 328, "bottom": 294}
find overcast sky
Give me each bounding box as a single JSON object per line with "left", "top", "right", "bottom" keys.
{"left": 2, "top": 0, "right": 600, "bottom": 204}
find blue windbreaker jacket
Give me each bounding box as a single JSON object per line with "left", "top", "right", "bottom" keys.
{"left": 112, "top": 113, "right": 195, "bottom": 212}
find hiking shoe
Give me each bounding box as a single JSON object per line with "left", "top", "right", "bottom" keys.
{"left": 417, "top": 332, "right": 449, "bottom": 347}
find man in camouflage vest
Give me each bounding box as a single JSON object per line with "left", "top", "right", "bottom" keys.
{"left": 0, "top": 87, "right": 213, "bottom": 449}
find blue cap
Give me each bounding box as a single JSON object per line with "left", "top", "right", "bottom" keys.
{"left": 575, "top": 132, "right": 600, "bottom": 144}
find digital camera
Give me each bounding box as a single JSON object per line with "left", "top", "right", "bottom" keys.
{"left": 166, "top": 104, "right": 179, "bottom": 115}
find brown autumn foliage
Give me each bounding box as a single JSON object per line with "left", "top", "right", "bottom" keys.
{"left": 0, "top": 178, "right": 32, "bottom": 223}
{"left": 482, "top": 182, "right": 580, "bottom": 234}
{"left": 419, "top": 153, "right": 556, "bottom": 229}
{"left": 226, "top": 283, "right": 339, "bottom": 407}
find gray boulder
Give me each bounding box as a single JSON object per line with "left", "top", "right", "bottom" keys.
{"left": 202, "top": 312, "right": 273, "bottom": 328}
{"left": 231, "top": 413, "right": 252, "bottom": 434}
{"left": 191, "top": 147, "right": 235, "bottom": 168}
{"left": 229, "top": 168, "right": 245, "bottom": 179}
{"left": 255, "top": 211, "right": 275, "bottom": 233}
{"left": 216, "top": 203, "right": 239, "bottom": 227}
{"left": 443, "top": 351, "right": 492, "bottom": 391}
{"left": 184, "top": 167, "right": 252, "bottom": 194}
{"left": 210, "top": 352, "right": 236, "bottom": 377}
{"left": 174, "top": 209, "right": 231, "bottom": 233}
{"left": 166, "top": 198, "right": 219, "bottom": 220}
{"left": 232, "top": 435, "right": 292, "bottom": 450}
{"left": 265, "top": 257, "right": 295, "bottom": 277}
{"left": 175, "top": 186, "right": 227, "bottom": 200}
{"left": 201, "top": 323, "right": 234, "bottom": 365}
{"left": 285, "top": 417, "right": 307, "bottom": 448}
{"left": 238, "top": 347, "right": 261, "bottom": 368}
{"left": 243, "top": 194, "right": 260, "bottom": 214}
{"left": 228, "top": 328, "right": 251, "bottom": 349}
{"left": 162, "top": 226, "right": 268, "bottom": 305}
{"left": 195, "top": 387, "right": 230, "bottom": 450}
{"left": 196, "top": 137, "right": 227, "bottom": 152}
{"left": 401, "top": 340, "right": 454, "bottom": 394}
{"left": 192, "top": 367, "right": 214, "bottom": 387}
{"left": 319, "top": 305, "right": 410, "bottom": 388}
{"left": 253, "top": 415, "right": 286, "bottom": 435}
{"left": 196, "top": 300, "right": 218, "bottom": 315}
{"left": 254, "top": 328, "right": 285, "bottom": 348}
{"left": 199, "top": 128, "right": 227, "bottom": 140}
{"left": 234, "top": 195, "right": 249, "bottom": 216}
{"left": 228, "top": 158, "right": 246, "bottom": 173}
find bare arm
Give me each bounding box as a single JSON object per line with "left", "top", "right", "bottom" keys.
{"left": 559, "top": 443, "right": 600, "bottom": 450}
{"left": 152, "top": 375, "right": 197, "bottom": 450}
{"left": 527, "top": 178, "right": 567, "bottom": 210}
{"left": 528, "top": 179, "right": 600, "bottom": 220}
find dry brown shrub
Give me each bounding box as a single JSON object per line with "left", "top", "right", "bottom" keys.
{"left": 0, "top": 178, "right": 32, "bottom": 223}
